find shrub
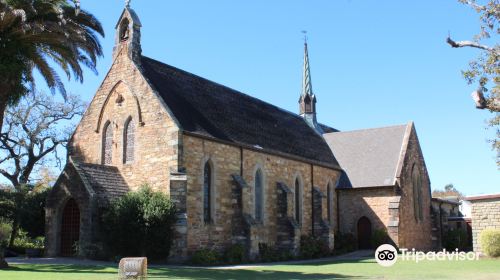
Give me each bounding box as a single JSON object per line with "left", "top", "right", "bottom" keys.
{"left": 12, "top": 229, "right": 31, "bottom": 248}
{"left": 74, "top": 241, "right": 106, "bottom": 260}
{"left": 444, "top": 228, "right": 468, "bottom": 251}
{"left": 371, "top": 229, "right": 390, "bottom": 248}
{"left": 102, "top": 186, "right": 177, "bottom": 261}
{"left": 25, "top": 236, "right": 44, "bottom": 250}
{"left": 479, "top": 229, "right": 500, "bottom": 257}
{"left": 190, "top": 249, "right": 220, "bottom": 266}
{"left": 300, "top": 235, "right": 329, "bottom": 259}
{"left": 334, "top": 232, "right": 356, "bottom": 253}
{"left": 223, "top": 244, "right": 246, "bottom": 264}
{"left": 12, "top": 230, "right": 44, "bottom": 250}
{"left": 19, "top": 188, "right": 49, "bottom": 238}
{"left": 0, "top": 223, "right": 11, "bottom": 249}
{"left": 258, "top": 243, "right": 281, "bottom": 262}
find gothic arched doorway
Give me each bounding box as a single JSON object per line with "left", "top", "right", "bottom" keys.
{"left": 357, "top": 216, "right": 372, "bottom": 249}
{"left": 60, "top": 198, "right": 80, "bottom": 256}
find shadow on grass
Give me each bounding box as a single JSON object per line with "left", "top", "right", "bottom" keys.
{"left": 3, "top": 263, "right": 364, "bottom": 280}
{"left": 4, "top": 264, "right": 115, "bottom": 275}
{"left": 288, "top": 257, "right": 376, "bottom": 266}
{"left": 150, "top": 267, "right": 361, "bottom": 280}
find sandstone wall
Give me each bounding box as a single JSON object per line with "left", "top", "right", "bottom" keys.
{"left": 470, "top": 198, "right": 500, "bottom": 254}
{"left": 338, "top": 187, "right": 397, "bottom": 244}
{"left": 181, "top": 134, "right": 340, "bottom": 253}
{"left": 69, "top": 46, "right": 180, "bottom": 192}
{"left": 397, "top": 126, "right": 433, "bottom": 251}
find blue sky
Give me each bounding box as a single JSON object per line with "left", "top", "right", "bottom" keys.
{"left": 54, "top": 0, "right": 498, "bottom": 195}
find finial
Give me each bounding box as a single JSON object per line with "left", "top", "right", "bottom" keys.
{"left": 125, "top": 0, "right": 131, "bottom": 7}
{"left": 302, "top": 30, "right": 308, "bottom": 44}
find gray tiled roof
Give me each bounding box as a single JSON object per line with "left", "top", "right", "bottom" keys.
{"left": 140, "top": 56, "right": 340, "bottom": 168}
{"left": 74, "top": 162, "right": 129, "bottom": 204}
{"left": 324, "top": 124, "right": 409, "bottom": 188}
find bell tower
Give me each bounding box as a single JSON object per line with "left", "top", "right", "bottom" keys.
{"left": 299, "top": 41, "right": 323, "bottom": 134}
{"left": 113, "top": 0, "right": 142, "bottom": 62}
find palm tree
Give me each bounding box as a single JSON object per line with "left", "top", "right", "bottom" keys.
{"left": 0, "top": 0, "right": 103, "bottom": 268}
{"left": 0, "top": 0, "right": 104, "bottom": 133}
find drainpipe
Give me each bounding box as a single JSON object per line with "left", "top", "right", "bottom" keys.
{"left": 439, "top": 202, "right": 443, "bottom": 249}
{"left": 311, "top": 164, "right": 314, "bottom": 237}
{"left": 239, "top": 146, "right": 243, "bottom": 177}
{"left": 336, "top": 189, "right": 340, "bottom": 234}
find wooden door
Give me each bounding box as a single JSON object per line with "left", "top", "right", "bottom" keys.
{"left": 357, "top": 216, "right": 372, "bottom": 249}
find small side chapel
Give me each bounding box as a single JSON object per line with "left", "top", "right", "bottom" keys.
{"left": 45, "top": 4, "right": 433, "bottom": 260}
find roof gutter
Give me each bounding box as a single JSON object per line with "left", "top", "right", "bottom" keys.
{"left": 337, "top": 185, "right": 396, "bottom": 191}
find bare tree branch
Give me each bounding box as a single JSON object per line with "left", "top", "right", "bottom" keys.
{"left": 446, "top": 36, "right": 497, "bottom": 53}
{"left": 0, "top": 91, "right": 85, "bottom": 187}
{"left": 460, "top": 0, "right": 486, "bottom": 11}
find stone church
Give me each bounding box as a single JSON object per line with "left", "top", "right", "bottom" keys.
{"left": 45, "top": 5, "right": 433, "bottom": 259}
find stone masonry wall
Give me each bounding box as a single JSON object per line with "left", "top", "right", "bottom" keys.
{"left": 397, "top": 126, "right": 433, "bottom": 251}
{"left": 470, "top": 198, "right": 500, "bottom": 254}
{"left": 181, "top": 134, "right": 340, "bottom": 255}
{"left": 69, "top": 44, "right": 180, "bottom": 193}
{"left": 338, "top": 187, "right": 397, "bottom": 246}
{"left": 45, "top": 164, "right": 95, "bottom": 257}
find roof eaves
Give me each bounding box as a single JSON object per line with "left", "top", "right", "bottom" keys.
{"left": 184, "top": 131, "right": 342, "bottom": 171}
{"left": 431, "top": 197, "right": 461, "bottom": 205}
{"left": 68, "top": 157, "right": 96, "bottom": 198}
{"left": 336, "top": 184, "right": 396, "bottom": 190}
{"left": 465, "top": 193, "right": 500, "bottom": 201}
{"left": 394, "top": 121, "right": 413, "bottom": 182}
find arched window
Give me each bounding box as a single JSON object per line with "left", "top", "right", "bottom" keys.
{"left": 254, "top": 169, "right": 264, "bottom": 222}
{"left": 412, "top": 164, "right": 423, "bottom": 222}
{"left": 203, "top": 161, "right": 212, "bottom": 224}
{"left": 294, "top": 177, "right": 302, "bottom": 224}
{"left": 304, "top": 95, "right": 312, "bottom": 112}
{"left": 123, "top": 118, "right": 135, "bottom": 163}
{"left": 102, "top": 121, "right": 113, "bottom": 165}
{"left": 327, "top": 182, "right": 334, "bottom": 224}
{"left": 119, "top": 18, "right": 130, "bottom": 41}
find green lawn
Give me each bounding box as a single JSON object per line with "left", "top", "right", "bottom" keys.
{"left": 1, "top": 258, "right": 499, "bottom": 280}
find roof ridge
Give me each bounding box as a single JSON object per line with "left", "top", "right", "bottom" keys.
{"left": 324, "top": 123, "right": 407, "bottom": 135}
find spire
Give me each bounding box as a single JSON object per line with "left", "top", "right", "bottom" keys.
{"left": 302, "top": 42, "right": 313, "bottom": 97}
{"left": 299, "top": 38, "right": 316, "bottom": 116}
{"left": 298, "top": 36, "right": 322, "bottom": 134}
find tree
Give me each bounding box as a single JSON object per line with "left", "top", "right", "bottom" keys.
{"left": 0, "top": 0, "right": 103, "bottom": 132}
{"left": 432, "top": 183, "right": 465, "bottom": 199}
{"left": 447, "top": 0, "right": 499, "bottom": 165}
{"left": 0, "top": 184, "right": 49, "bottom": 239}
{"left": 0, "top": 91, "right": 85, "bottom": 266}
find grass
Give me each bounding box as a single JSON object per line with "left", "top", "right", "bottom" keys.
{"left": 0, "top": 258, "right": 499, "bottom": 280}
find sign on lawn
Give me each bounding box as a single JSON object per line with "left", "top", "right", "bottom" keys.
{"left": 118, "top": 257, "right": 147, "bottom": 279}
